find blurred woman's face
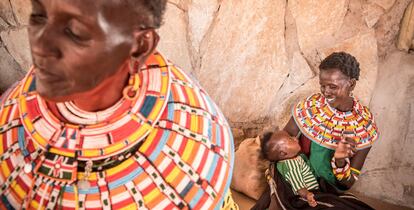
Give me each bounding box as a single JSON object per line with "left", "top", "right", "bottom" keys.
{"left": 319, "top": 68, "right": 354, "bottom": 109}
{"left": 28, "top": 0, "right": 135, "bottom": 101}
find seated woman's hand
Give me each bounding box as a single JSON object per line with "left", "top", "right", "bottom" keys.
{"left": 334, "top": 138, "right": 357, "bottom": 166}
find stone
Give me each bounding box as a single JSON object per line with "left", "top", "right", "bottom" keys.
{"left": 270, "top": 77, "right": 320, "bottom": 127}
{"left": 288, "top": 0, "right": 348, "bottom": 56}
{"left": 10, "top": 0, "right": 32, "bottom": 25}
{"left": 197, "top": 0, "right": 288, "bottom": 123}
{"left": 319, "top": 30, "right": 378, "bottom": 105}
{"left": 188, "top": 0, "right": 218, "bottom": 52}
{"left": 0, "top": 17, "right": 9, "bottom": 31}
{"left": 231, "top": 128, "right": 245, "bottom": 149}
{"left": 0, "top": 28, "right": 32, "bottom": 71}
{"left": 284, "top": 4, "right": 301, "bottom": 62}
{"left": 397, "top": 0, "right": 414, "bottom": 51}
{"left": 353, "top": 51, "right": 414, "bottom": 208}
{"left": 167, "top": 0, "right": 184, "bottom": 8}
{"left": 363, "top": 2, "right": 385, "bottom": 28}
{"left": 0, "top": 0, "right": 16, "bottom": 27}
{"left": 283, "top": 52, "right": 315, "bottom": 96}
{"left": 157, "top": 3, "right": 193, "bottom": 73}
{"left": 332, "top": 0, "right": 368, "bottom": 46}
{"left": 375, "top": 0, "right": 412, "bottom": 57}
{"left": 369, "top": 0, "right": 396, "bottom": 11}
{"left": 0, "top": 46, "right": 25, "bottom": 93}
{"left": 267, "top": 52, "right": 315, "bottom": 124}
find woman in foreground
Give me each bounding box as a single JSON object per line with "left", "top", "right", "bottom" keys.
{"left": 0, "top": 1, "right": 236, "bottom": 209}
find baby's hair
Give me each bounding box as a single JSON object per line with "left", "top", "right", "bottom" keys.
{"left": 260, "top": 132, "right": 274, "bottom": 160}
{"left": 260, "top": 130, "right": 291, "bottom": 161}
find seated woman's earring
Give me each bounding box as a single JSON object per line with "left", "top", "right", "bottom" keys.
{"left": 123, "top": 70, "right": 141, "bottom": 100}
{"left": 349, "top": 91, "right": 354, "bottom": 97}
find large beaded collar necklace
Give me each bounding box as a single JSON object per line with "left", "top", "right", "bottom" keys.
{"left": 293, "top": 93, "right": 379, "bottom": 150}
{"left": 17, "top": 52, "right": 171, "bottom": 190}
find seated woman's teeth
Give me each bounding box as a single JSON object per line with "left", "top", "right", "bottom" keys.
{"left": 326, "top": 97, "right": 336, "bottom": 103}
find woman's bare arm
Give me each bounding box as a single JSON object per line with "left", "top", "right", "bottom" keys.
{"left": 335, "top": 147, "right": 371, "bottom": 189}
{"left": 283, "top": 117, "right": 300, "bottom": 137}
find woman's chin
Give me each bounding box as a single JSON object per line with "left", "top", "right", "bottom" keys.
{"left": 37, "top": 85, "right": 73, "bottom": 102}
{"left": 38, "top": 92, "right": 69, "bottom": 102}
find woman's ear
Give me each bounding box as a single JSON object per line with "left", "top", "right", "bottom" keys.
{"left": 349, "top": 78, "right": 356, "bottom": 91}
{"left": 129, "top": 29, "right": 160, "bottom": 71}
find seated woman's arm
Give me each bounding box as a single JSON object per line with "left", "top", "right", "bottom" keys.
{"left": 284, "top": 117, "right": 300, "bottom": 137}
{"left": 333, "top": 145, "right": 371, "bottom": 189}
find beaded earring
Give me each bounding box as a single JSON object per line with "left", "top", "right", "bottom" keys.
{"left": 123, "top": 73, "right": 141, "bottom": 100}
{"left": 123, "top": 57, "right": 141, "bottom": 100}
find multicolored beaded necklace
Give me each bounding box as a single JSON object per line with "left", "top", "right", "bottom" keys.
{"left": 17, "top": 53, "right": 170, "bottom": 205}
{"left": 0, "top": 52, "right": 236, "bottom": 209}
{"left": 56, "top": 99, "right": 125, "bottom": 125}
{"left": 293, "top": 93, "right": 379, "bottom": 150}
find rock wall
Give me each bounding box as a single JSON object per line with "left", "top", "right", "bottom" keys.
{"left": 0, "top": 0, "right": 28, "bottom": 92}
{"left": 160, "top": 0, "right": 412, "bottom": 131}
{"left": 0, "top": 0, "right": 413, "bottom": 208}
{"left": 354, "top": 50, "right": 414, "bottom": 208}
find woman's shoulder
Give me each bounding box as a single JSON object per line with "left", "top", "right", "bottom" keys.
{"left": 290, "top": 93, "right": 323, "bottom": 125}
{"left": 0, "top": 81, "right": 29, "bottom": 174}
{"left": 352, "top": 98, "right": 376, "bottom": 121}
{"left": 0, "top": 81, "right": 22, "bottom": 108}
{"left": 165, "top": 54, "right": 229, "bottom": 127}
{"left": 290, "top": 93, "right": 323, "bottom": 114}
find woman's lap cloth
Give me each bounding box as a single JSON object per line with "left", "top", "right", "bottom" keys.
{"left": 270, "top": 165, "right": 374, "bottom": 210}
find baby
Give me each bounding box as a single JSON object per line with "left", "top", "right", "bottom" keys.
{"left": 261, "top": 130, "right": 318, "bottom": 208}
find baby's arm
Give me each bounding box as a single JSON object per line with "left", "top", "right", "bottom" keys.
{"left": 281, "top": 158, "right": 318, "bottom": 207}
{"left": 297, "top": 188, "right": 317, "bottom": 207}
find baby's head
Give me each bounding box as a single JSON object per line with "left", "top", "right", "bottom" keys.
{"left": 260, "top": 130, "right": 301, "bottom": 162}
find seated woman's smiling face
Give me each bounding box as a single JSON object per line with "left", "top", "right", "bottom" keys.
{"left": 319, "top": 68, "right": 356, "bottom": 111}
{"left": 28, "top": 0, "right": 143, "bottom": 101}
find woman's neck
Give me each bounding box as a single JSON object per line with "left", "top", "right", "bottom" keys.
{"left": 72, "top": 71, "right": 129, "bottom": 112}
{"left": 335, "top": 96, "right": 354, "bottom": 112}
{"left": 47, "top": 63, "right": 131, "bottom": 113}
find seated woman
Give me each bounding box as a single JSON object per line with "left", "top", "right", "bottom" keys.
{"left": 0, "top": 1, "right": 236, "bottom": 209}
{"left": 253, "top": 52, "right": 379, "bottom": 210}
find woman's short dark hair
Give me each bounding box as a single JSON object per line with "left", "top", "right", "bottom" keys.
{"left": 319, "top": 52, "right": 360, "bottom": 80}
{"left": 128, "top": 0, "right": 168, "bottom": 28}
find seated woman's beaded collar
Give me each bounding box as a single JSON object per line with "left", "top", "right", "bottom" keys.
{"left": 293, "top": 93, "right": 379, "bottom": 150}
